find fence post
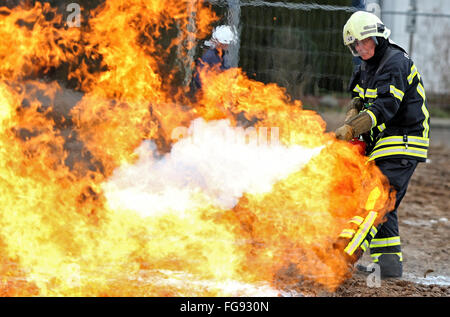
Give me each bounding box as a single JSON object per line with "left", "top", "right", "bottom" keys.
{"left": 227, "top": 0, "right": 241, "bottom": 68}
{"left": 406, "top": 0, "right": 417, "bottom": 58}
{"left": 182, "top": 0, "right": 198, "bottom": 86}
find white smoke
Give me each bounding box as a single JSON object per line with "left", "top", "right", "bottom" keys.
{"left": 103, "top": 118, "right": 322, "bottom": 217}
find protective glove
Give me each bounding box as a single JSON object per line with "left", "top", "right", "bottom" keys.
{"left": 344, "top": 98, "right": 364, "bottom": 122}
{"left": 346, "top": 111, "right": 373, "bottom": 136}
{"left": 335, "top": 111, "right": 373, "bottom": 141}
{"left": 335, "top": 124, "right": 354, "bottom": 141}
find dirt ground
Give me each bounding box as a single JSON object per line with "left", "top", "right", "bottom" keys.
{"left": 318, "top": 111, "right": 450, "bottom": 297}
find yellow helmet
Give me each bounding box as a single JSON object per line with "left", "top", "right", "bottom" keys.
{"left": 343, "top": 11, "right": 391, "bottom": 56}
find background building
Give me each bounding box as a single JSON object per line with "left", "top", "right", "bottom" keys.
{"left": 380, "top": 0, "right": 450, "bottom": 95}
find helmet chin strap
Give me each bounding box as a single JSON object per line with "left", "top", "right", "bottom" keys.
{"left": 372, "top": 36, "right": 379, "bottom": 45}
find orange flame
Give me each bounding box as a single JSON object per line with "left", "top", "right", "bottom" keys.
{"left": 0, "top": 1, "right": 394, "bottom": 296}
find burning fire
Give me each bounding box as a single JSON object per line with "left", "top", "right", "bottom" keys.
{"left": 0, "top": 1, "right": 394, "bottom": 296}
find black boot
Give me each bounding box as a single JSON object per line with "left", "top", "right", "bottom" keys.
{"left": 355, "top": 254, "right": 402, "bottom": 278}
{"left": 378, "top": 254, "right": 403, "bottom": 278}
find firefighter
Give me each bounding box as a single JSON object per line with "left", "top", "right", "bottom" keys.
{"left": 335, "top": 11, "right": 430, "bottom": 278}
{"left": 191, "top": 25, "right": 236, "bottom": 91}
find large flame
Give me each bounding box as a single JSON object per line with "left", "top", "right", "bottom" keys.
{"left": 0, "top": 1, "right": 394, "bottom": 296}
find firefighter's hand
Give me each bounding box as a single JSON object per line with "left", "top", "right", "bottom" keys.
{"left": 348, "top": 98, "right": 364, "bottom": 112}
{"left": 344, "top": 98, "right": 364, "bottom": 122}
{"left": 335, "top": 124, "right": 354, "bottom": 141}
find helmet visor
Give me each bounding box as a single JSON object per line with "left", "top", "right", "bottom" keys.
{"left": 347, "top": 41, "right": 360, "bottom": 57}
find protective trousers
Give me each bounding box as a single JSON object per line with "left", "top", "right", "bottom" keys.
{"left": 369, "top": 158, "right": 418, "bottom": 264}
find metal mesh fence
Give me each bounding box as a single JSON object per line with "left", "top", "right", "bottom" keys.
{"left": 206, "top": 0, "right": 450, "bottom": 114}
{"left": 238, "top": 2, "right": 354, "bottom": 100}
{"left": 208, "top": 0, "right": 357, "bottom": 101}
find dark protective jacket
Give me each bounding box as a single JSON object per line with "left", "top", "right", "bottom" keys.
{"left": 348, "top": 41, "right": 430, "bottom": 162}
{"left": 192, "top": 48, "right": 230, "bottom": 90}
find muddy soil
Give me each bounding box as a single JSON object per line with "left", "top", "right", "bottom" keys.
{"left": 318, "top": 111, "right": 450, "bottom": 297}
{"left": 332, "top": 273, "right": 450, "bottom": 297}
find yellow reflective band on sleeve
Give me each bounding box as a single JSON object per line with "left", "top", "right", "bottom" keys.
{"left": 422, "top": 103, "right": 430, "bottom": 139}
{"left": 349, "top": 216, "right": 364, "bottom": 226}
{"left": 371, "top": 252, "right": 403, "bottom": 263}
{"left": 365, "top": 109, "right": 377, "bottom": 128}
{"left": 369, "top": 226, "right": 378, "bottom": 239}
{"left": 417, "top": 83, "right": 430, "bottom": 139}
{"left": 369, "top": 236, "right": 401, "bottom": 248}
{"left": 377, "top": 123, "right": 386, "bottom": 132}
{"left": 407, "top": 64, "right": 428, "bottom": 138}
{"left": 365, "top": 88, "right": 377, "bottom": 99}
{"left": 360, "top": 240, "right": 369, "bottom": 252}
{"left": 390, "top": 85, "right": 404, "bottom": 101}
{"left": 339, "top": 229, "right": 356, "bottom": 239}
{"left": 344, "top": 211, "right": 378, "bottom": 256}
{"left": 353, "top": 84, "right": 365, "bottom": 98}
{"left": 417, "top": 82, "right": 426, "bottom": 100}
{"left": 408, "top": 64, "right": 419, "bottom": 85}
